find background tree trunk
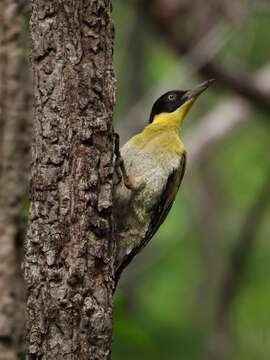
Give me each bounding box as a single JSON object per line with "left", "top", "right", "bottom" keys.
{"left": 0, "top": 1, "right": 30, "bottom": 359}
{"left": 24, "top": 0, "right": 115, "bottom": 358}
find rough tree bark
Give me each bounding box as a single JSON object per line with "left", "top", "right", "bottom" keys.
{"left": 24, "top": 0, "right": 115, "bottom": 359}
{"left": 0, "top": 1, "right": 30, "bottom": 359}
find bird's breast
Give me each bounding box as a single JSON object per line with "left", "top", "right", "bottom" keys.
{"left": 121, "top": 140, "right": 182, "bottom": 211}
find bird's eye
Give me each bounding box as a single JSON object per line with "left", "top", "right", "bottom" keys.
{"left": 168, "top": 94, "right": 176, "bottom": 101}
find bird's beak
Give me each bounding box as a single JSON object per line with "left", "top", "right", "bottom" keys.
{"left": 174, "top": 79, "right": 215, "bottom": 127}
{"left": 184, "top": 79, "right": 215, "bottom": 101}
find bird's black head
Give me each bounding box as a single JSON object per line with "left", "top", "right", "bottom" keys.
{"left": 148, "top": 79, "right": 215, "bottom": 124}
{"left": 149, "top": 90, "right": 187, "bottom": 123}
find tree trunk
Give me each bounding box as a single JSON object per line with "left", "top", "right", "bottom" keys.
{"left": 24, "top": 1, "right": 115, "bottom": 359}
{"left": 0, "top": 1, "right": 30, "bottom": 359}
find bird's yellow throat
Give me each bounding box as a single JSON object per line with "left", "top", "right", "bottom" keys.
{"left": 151, "top": 99, "right": 195, "bottom": 128}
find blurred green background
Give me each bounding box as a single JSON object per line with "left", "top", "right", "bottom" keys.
{"left": 112, "top": 1, "right": 270, "bottom": 359}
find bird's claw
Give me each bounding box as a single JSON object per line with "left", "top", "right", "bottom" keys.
{"left": 114, "top": 132, "right": 145, "bottom": 193}
{"left": 124, "top": 175, "right": 145, "bottom": 192}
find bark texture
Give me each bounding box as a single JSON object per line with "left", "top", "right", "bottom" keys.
{"left": 24, "top": 0, "right": 115, "bottom": 359}
{"left": 0, "top": 1, "right": 30, "bottom": 359}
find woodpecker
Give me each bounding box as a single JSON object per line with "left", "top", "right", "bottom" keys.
{"left": 114, "top": 79, "right": 214, "bottom": 285}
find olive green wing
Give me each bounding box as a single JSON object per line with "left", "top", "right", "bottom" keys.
{"left": 144, "top": 151, "right": 186, "bottom": 241}
{"left": 115, "top": 152, "right": 186, "bottom": 285}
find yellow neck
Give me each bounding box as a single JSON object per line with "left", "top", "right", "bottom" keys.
{"left": 151, "top": 99, "right": 194, "bottom": 129}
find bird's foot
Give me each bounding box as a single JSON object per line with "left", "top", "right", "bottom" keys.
{"left": 124, "top": 175, "right": 145, "bottom": 192}
{"left": 113, "top": 132, "right": 145, "bottom": 192}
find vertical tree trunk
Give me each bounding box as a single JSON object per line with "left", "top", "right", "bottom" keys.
{"left": 0, "top": 1, "right": 30, "bottom": 359}
{"left": 24, "top": 1, "right": 115, "bottom": 359}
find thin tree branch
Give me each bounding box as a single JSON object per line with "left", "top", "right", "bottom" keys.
{"left": 116, "top": 22, "right": 232, "bottom": 143}
{"left": 185, "top": 65, "right": 270, "bottom": 169}
{"left": 147, "top": 1, "right": 270, "bottom": 115}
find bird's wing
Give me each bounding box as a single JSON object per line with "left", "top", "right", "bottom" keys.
{"left": 115, "top": 152, "right": 186, "bottom": 285}
{"left": 144, "top": 151, "right": 186, "bottom": 243}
